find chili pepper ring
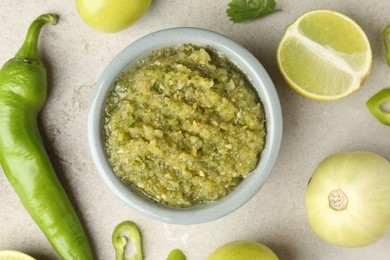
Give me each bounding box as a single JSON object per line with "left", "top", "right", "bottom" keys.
{"left": 0, "top": 14, "right": 93, "bottom": 259}
{"left": 112, "top": 221, "right": 144, "bottom": 260}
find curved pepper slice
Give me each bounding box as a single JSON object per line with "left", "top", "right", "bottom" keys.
{"left": 366, "top": 88, "right": 390, "bottom": 125}
{"left": 112, "top": 221, "right": 144, "bottom": 260}
{"left": 384, "top": 25, "right": 390, "bottom": 67}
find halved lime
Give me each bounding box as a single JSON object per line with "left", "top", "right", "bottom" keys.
{"left": 277, "top": 10, "right": 372, "bottom": 101}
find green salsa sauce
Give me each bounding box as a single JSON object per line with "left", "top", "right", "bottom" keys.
{"left": 104, "top": 44, "right": 266, "bottom": 207}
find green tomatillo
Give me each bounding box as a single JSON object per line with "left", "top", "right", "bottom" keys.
{"left": 305, "top": 151, "right": 390, "bottom": 247}
{"left": 207, "top": 240, "right": 279, "bottom": 260}
{"left": 167, "top": 249, "right": 186, "bottom": 260}
{"left": 76, "top": 0, "right": 151, "bottom": 33}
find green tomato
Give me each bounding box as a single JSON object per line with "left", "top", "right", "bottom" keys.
{"left": 75, "top": 0, "right": 151, "bottom": 33}
{"left": 207, "top": 240, "right": 279, "bottom": 260}
{"left": 305, "top": 151, "right": 390, "bottom": 247}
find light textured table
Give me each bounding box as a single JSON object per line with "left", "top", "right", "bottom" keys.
{"left": 1, "top": 1, "right": 389, "bottom": 259}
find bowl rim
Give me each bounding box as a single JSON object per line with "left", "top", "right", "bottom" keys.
{"left": 87, "top": 27, "right": 283, "bottom": 224}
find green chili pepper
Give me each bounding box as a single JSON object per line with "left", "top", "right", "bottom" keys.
{"left": 383, "top": 25, "right": 390, "bottom": 67}
{"left": 0, "top": 14, "right": 93, "bottom": 259}
{"left": 366, "top": 88, "right": 390, "bottom": 125}
{"left": 112, "top": 221, "right": 144, "bottom": 260}
{"left": 167, "top": 249, "right": 186, "bottom": 260}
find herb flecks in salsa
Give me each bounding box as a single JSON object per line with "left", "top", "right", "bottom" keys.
{"left": 104, "top": 44, "right": 266, "bottom": 207}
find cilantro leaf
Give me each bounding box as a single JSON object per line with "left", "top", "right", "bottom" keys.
{"left": 227, "top": 0, "right": 278, "bottom": 23}
{"left": 151, "top": 84, "right": 163, "bottom": 94}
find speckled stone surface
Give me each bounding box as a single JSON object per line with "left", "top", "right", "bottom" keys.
{"left": 0, "top": 1, "right": 390, "bottom": 259}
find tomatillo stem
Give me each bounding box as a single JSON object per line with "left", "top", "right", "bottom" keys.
{"left": 328, "top": 189, "right": 348, "bottom": 211}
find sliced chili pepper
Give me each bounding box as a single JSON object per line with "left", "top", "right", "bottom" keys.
{"left": 366, "top": 88, "right": 390, "bottom": 125}
{"left": 0, "top": 14, "right": 93, "bottom": 259}
{"left": 383, "top": 25, "right": 390, "bottom": 67}
{"left": 167, "top": 249, "right": 186, "bottom": 260}
{"left": 112, "top": 221, "right": 144, "bottom": 260}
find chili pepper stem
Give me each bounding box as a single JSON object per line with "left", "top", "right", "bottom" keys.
{"left": 15, "top": 13, "right": 58, "bottom": 61}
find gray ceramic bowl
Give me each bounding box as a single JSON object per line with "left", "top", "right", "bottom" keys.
{"left": 88, "top": 27, "right": 282, "bottom": 224}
